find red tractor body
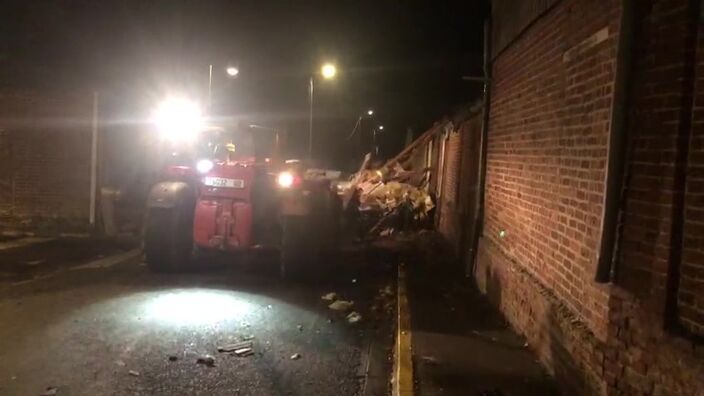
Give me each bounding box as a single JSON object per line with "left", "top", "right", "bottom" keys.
{"left": 144, "top": 125, "right": 341, "bottom": 277}
{"left": 193, "top": 161, "right": 256, "bottom": 250}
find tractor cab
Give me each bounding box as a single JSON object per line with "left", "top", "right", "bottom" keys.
{"left": 144, "top": 97, "right": 340, "bottom": 278}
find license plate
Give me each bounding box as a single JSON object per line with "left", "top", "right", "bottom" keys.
{"left": 204, "top": 177, "right": 244, "bottom": 188}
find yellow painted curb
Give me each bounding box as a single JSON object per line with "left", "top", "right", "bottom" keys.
{"left": 393, "top": 263, "right": 414, "bottom": 396}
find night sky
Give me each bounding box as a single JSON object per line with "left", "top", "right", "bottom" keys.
{"left": 0, "top": 0, "right": 488, "bottom": 166}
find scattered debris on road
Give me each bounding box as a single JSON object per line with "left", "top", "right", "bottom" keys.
{"left": 241, "top": 334, "right": 255, "bottom": 341}
{"left": 115, "top": 360, "right": 126, "bottom": 367}
{"left": 128, "top": 370, "right": 140, "bottom": 377}
{"left": 40, "top": 386, "right": 58, "bottom": 396}
{"left": 218, "top": 341, "right": 253, "bottom": 353}
{"left": 196, "top": 355, "right": 216, "bottom": 367}
{"left": 346, "top": 311, "right": 362, "bottom": 324}
{"left": 328, "top": 300, "right": 354, "bottom": 311}
{"left": 290, "top": 353, "right": 301, "bottom": 360}
{"left": 234, "top": 347, "right": 254, "bottom": 357}
{"left": 25, "top": 259, "right": 44, "bottom": 266}
{"left": 321, "top": 292, "right": 338, "bottom": 301}
{"left": 297, "top": 324, "right": 303, "bottom": 331}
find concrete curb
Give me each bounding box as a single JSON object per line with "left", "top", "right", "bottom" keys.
{"left": 0, "top": 237, "right": 55, "bottom": 251}
{"left": 393, "top": 263, "right": 414, "bottom": 396}
{"left": 70, "top": 248, "right": 142, "bottom": 271}
{"left": 11, "top": 248, "right": 142, "bottom": 286}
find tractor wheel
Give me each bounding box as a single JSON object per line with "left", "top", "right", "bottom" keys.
{"left": 144, "top": 204, "right": 195, "bottom": 273}
{"left": 280, "top": 215, "right": 320, "bottom": 281}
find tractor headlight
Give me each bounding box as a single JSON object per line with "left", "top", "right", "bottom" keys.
{"left": 277, "top": 171, "right": 295, "bottom": 188}
{"left": 152, "top": 97, "right": 204, "bottom": 143}
{"left": 196, "top": 159, "right": 214, "bottom": 174}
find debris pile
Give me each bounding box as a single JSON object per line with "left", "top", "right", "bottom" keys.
{"left": 343, "top": 122, "right": 448, "bottom": 237}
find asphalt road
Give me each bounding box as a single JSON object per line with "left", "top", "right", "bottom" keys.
{"left": 0, "top": 239, "right": 394, "bottom": 396}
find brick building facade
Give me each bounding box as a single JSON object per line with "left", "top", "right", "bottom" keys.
{"left": 0, "top": 91, "right": 94, "bottom": 232}
{"left": 473, "top": 0, "right": 704, "bottom": 394}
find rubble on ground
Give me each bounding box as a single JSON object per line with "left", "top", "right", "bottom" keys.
{"left": 321, "top": 292, "right": 338, "bottom": 301}
{"left": 346, "top": 311, "right": 362, "bottom": 324}
{"left": 340, "top": 122, "right": 448, "bottom": 237}
{"left": 40, "top": 387, "right": 58, "bottom": 396}
{"left": 196, "top": 355, "right": 215, "bottom": 366}
{"left": 328, "top": 300, "right": 354, "bottom": 311}
{"left": 218, "top": 341, "right": 253, "bottom": 353}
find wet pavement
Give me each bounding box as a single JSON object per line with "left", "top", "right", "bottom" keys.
{"left": 0, "top": 240, "right": 394, "bottom": 396}
{"left": 407, "top": 241, "right": 558, "bottom": 396}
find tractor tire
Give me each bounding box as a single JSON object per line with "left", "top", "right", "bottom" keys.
{"left": 144, "top": 186, "right": 196, "bottom": 273}
{"left": 280, "top": 215, "right": 320, "bottom": 281}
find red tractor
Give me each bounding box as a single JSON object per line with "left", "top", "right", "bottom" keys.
{"left": 143, "top": 98, "right": 341, "bottom": 278}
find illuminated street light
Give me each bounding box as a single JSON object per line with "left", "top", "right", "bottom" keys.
{"left": 226, "top": 66, "right": 239, "bottom": 77}
{"left": 309, "top": 62, "right": 339, "bottom": 158}
{"left": 367, "top": 109, "right": 374, "bottom": 116}
{"left": 208, "top": 63, "right": 240, "bottom": 109}
{"left": 373, "top": 125, "right": 385, "bottom": 156}
{"left": 321, "top": 63, "right": 337, "bottom": 79}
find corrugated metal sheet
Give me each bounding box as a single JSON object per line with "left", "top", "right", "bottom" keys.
{"left": 492, "top": 0, "right": 560, "bottom": 59}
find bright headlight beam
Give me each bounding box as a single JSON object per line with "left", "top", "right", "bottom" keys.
{"left": 145, "top": 290, "right": 252, "bottom": 326}
{"left": 277, "top": 172, "right": 294, "bottom": 188}
{"left": 152, "top": 97, "right": 204, "bottom": 143}
{"left": 196, "top": 159, "right": 214, "bottom": 174}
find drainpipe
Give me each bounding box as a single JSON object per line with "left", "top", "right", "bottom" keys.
{"left": 467, "top": 19, "right": 492, "bottom": 277}
{"left": 595, "top": 0, "right": 635, "bottom": 283}
{"left": 89, "top": 92, "right": 99, "bottom": 232}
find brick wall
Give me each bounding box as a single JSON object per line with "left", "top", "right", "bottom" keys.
{"left": 478, "top": 0, "right": 620, "bottom": 392}
{"left": 437, "top": 113, "right": 483, "bottom": 255}
{"left": 437, "top": 128, "right": 462, "bottom": 245}
{"left": 477, "top": 0, "right": 704, "bottom": 394}
{"left": 606, "top": 1, "right": 704, "bottom": 394}
{"left": 680, "top": 9, "right": 704, "bottom": 337}
{"left": 483, "top": 0, "right": 619, "bottom": 340}
{"left": 0, "top": 91, "right": 93, "bottom": 231}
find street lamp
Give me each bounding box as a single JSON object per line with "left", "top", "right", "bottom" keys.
{"left": 208, "top": 64, "right": 239, "bottom": 109}
{"left": 367, "top": 109, "right": 374, "bottom": 116}
{"left": 226, "top": 66, "right": 239, "bottom": 77}
{"left": 373, "top": 125, "right": 385, "bottom": 156}
{"left": 321, "top": 63, "right": 337, "bottom": 79}
{"left": 309, "top": 62, "right": 338, "bottom": 158}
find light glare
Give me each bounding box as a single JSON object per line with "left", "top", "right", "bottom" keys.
{"left": 277, "top": 172, "right": 294, "bottom": 188}
{"left": 226, "top": 66, "right": 239, "bottom": 77}
{"left": 145, "top": 290, "right": 251, "bottom": 326}
{"left": 321, "top": 63, "right": 337, "bottom": 79}
{"left": 152, "top": 97, "right": 204, "bottom": 143}
{"left": 196, "top": 159, "right": 214, "bottom": 174}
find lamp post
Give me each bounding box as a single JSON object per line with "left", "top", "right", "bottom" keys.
{"left": 208, "top": 64, "right": 239, "bottom": 110}
{"left": 309, "top": 62, "right": 337, "bottom": 158}
{"left": 373, "top": 125, "right": 384, "bottom": 156}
